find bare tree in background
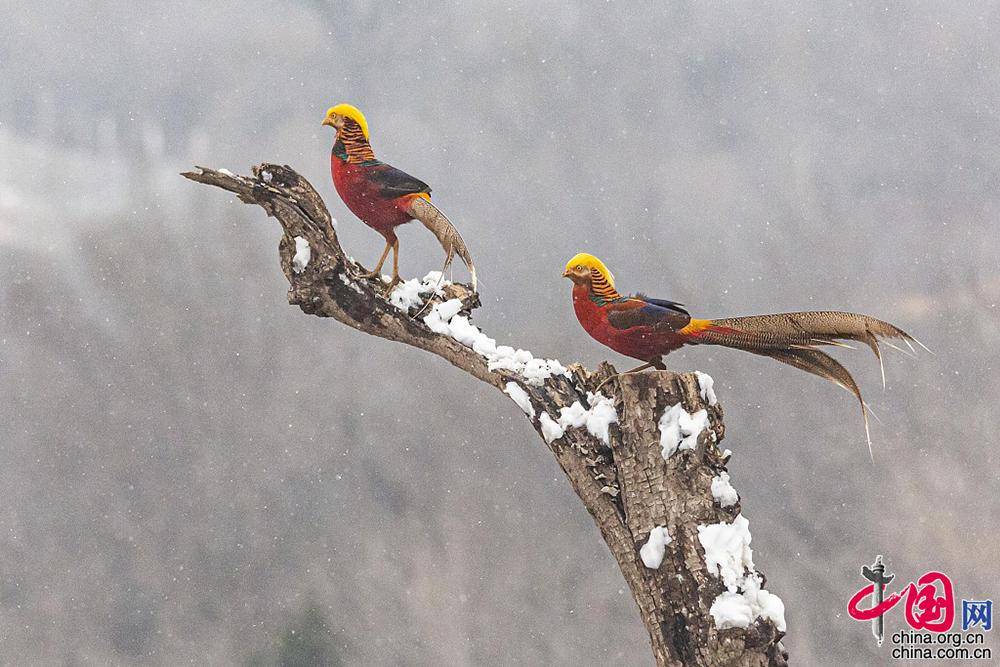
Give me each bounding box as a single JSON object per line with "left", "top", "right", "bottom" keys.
{"left": 184, "top": 164, "right": 788, "bottom": 667}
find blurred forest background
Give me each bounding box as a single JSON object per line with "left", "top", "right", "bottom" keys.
{"left": 2, "top": 1, "right": 998, "bottom": 664}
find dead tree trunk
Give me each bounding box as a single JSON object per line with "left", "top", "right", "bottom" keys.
{"left": 183, "top": 164, "right": 788, "bottom": 666}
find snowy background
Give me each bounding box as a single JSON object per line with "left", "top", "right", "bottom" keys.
{"left": 2, "top": 1, "right": 998, "bottom": 664}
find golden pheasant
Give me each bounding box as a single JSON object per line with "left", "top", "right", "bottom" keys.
{"left": 563, "top": 253, "right": 921, "bottom": 451}
{"left": 322, "top": 103, "right": 476, "bottom": 290}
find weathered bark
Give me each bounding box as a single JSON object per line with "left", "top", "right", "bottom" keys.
{"left": 182, "top": 164, "right": 788, "bottom": 666}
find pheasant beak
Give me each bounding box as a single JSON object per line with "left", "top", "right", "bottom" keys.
{"left": 562, "top": 269, "right": 571, "bottom": 278}
{"left": 321, "top": 115, "right": 336, "bottom": 128}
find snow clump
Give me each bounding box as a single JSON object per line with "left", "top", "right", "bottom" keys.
{"left": 639, "top": 526, "right": 673, "bottom": 569}
{"left": 504, "top": 382, "right": 535, "bottom": 419}
{"left": 695, "top": 371, "right": 718, "bottom": 406}
{"left": 388, "top": 271, "right": 451, "bottom": 311}
{"left": 423, "top": 299, "right": 570, "bottom": 386}
{"left": 698, "top": 514, "right": 786, "bottom": 632}
{"left": 711, "top": 472, "right": 739, "bottom": 508}
{"left": 292, "top": 236, "right": 311, "bottom": 274}
{"left": 658, "top": 403, "right": 710, "bottom": 458}
{"left": 554, "top": 392, "right": 618, "bottom": 444}
{"left": 538, "top": 413, "right": 564, "bottom": 443}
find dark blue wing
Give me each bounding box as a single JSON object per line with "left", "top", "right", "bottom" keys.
{"left": 638, "top": 295, "right": 689, "bottom": 317}
{"left": 369, "top": 163, "right": 432, "bottom": 198}
{"left": 606, "top": 296, "right": 691, "bottom": 331}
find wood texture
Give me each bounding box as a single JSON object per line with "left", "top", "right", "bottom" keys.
{"left": 182, "top": 163, "right": 787, "bottom": 666}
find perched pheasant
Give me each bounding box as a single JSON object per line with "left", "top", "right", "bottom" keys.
{"left": 563, "top": 253, "right": 921, "bottom": 452}
{"left": 322, "top": 103, "right": 476, "bottom": 290}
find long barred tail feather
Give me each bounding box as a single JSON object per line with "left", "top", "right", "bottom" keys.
{"left": 705, "top": 311, "right": 917, "bottom": 359}
{"left": 690, "top": 311, "right": 918, "bottom": 460}
{"left": 408, "top": 197, "right": 477, "bottom": 291}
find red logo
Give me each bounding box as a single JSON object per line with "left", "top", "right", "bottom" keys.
{"left": 849, "top": 570, "right": 955, "bottom": 632}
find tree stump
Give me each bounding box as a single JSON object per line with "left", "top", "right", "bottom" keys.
{"left": 183, "top": 164, "right": 788, "bottom": 666}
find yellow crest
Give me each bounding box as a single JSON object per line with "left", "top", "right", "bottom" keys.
{"left": 564, "top": 253, "right": 615, "bottom": 287}
{"left": 326, "top": 103, "right": 369, "bottom": 139}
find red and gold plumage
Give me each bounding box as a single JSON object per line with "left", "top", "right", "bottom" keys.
{"left": 563, "top": 253, "right": 922, "bottom": 453}
{"left": 323, "top": 104, "right": 475, "bottom": 290}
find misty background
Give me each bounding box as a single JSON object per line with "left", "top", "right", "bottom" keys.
{"left": 2, "top": 1, "right": 998, "bottom": 664}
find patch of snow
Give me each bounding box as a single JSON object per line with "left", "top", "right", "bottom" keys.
{"left": 292, "top": 236, "right": 310, "bottom": 274}
{"left": 709, "top": 592, "right": 753, "bottom": 629}
{"left": 711, "top": 472, "right": 739, "bottom": 508}
{"left": 658, "top": 403, "right": 710, "bottom": 458}
{"left": 750, "top": 578, "right": 787, "bottom": 632}
{"left": 639, "top": 526, "right": 672, "bottom": 569}
{"left": 538, "top": 412, "right": 565, "bottom": 443}
{"left": 504, "top": 382, "right": 535, "bottom": 419}
{"left": 558, "top": 401, "right": 588, "bottom": 428}
{"left": 423, "top": 300, "right": 570, "bottom": 386}
{"left": 585, "top": 392, "right": 618, "bottom": 443}
{"left": 261, "top": 170, "right": 273, "bottom": 183}
{"left": 389, "top": 280, "right": 426, "bottom": 311}
{"left": 446, "top": 315, "right": 482, "bottom": 347}
{"left": 520, "top": 356, "right": 567, "bottom": 385}
{"left": 698, "top": 514, "right": 754, "bottom": 590}
{"left": 699, "top": 514, "right": 786, "bottom": 632}
{"left": 218, "top": 168, "right": 235, "bottom": 177}
{"left": 425, "top": 299, "right": 464, "bottom": 331}
{"left": 695, "top": 371, "right": 718, "bottom": 406}
{"left": 555, "top": 392, "right": 618, "bottom": 444}
{"left": 710, "top": 575, "right": 786, "bottom": 632}
{"left": 389, "top": 271, "right": 452, "bottom": 312}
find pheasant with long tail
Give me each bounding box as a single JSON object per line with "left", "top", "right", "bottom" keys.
{"left": 563, "top": 253, "right": 922, "bottom": 453}
{"left": 322, "top": 104, "right": 476, "bottom": 290}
